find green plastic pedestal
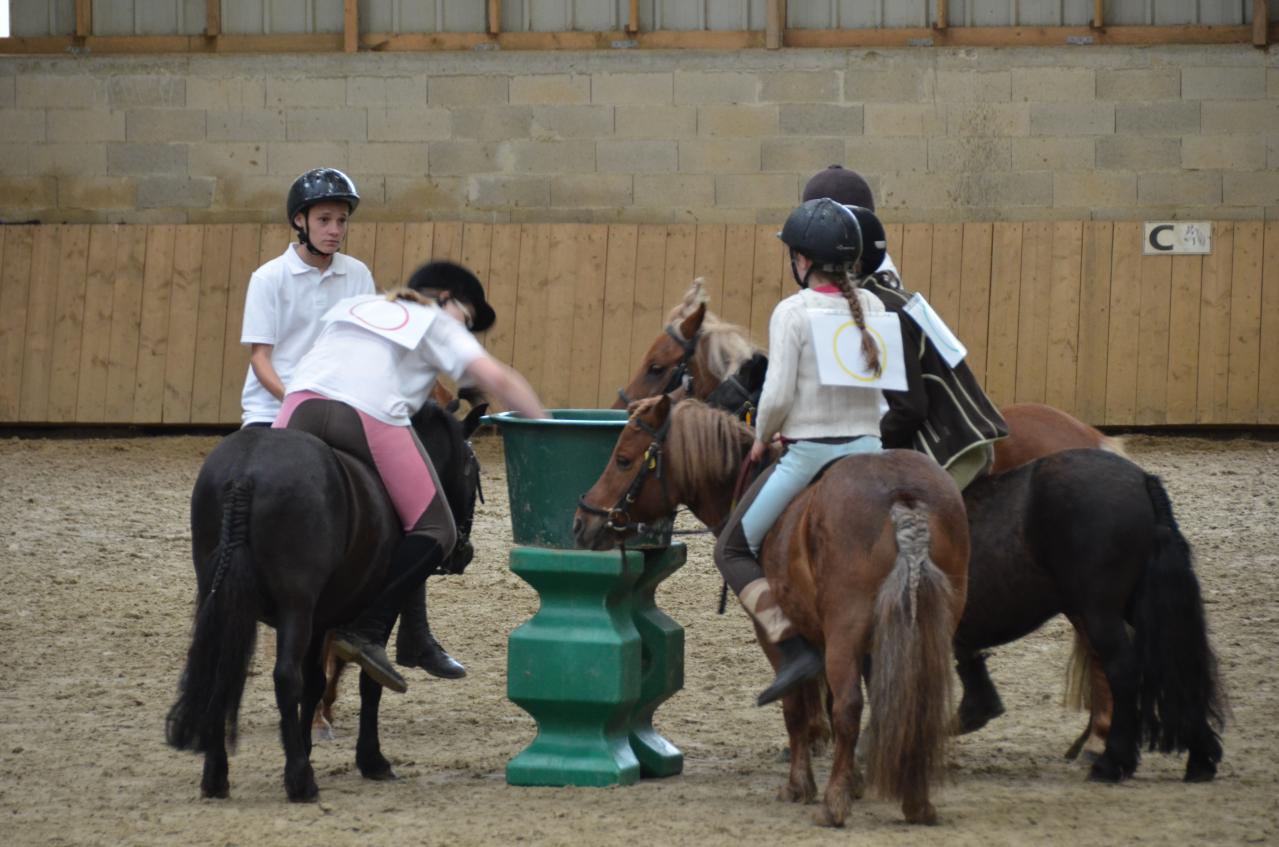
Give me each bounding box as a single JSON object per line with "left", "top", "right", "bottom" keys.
{"left": 505, "top": 546, "right": 642, "bottom": 787}
{"left": 486, "top": 410, "right": 686, "bottom": 787}
{"left": 504, "top": 544, "right": 688, "bottom": 787}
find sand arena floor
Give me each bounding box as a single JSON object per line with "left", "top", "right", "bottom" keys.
{"left": 0, "top": 432, "right": 1276, "bottom": 846}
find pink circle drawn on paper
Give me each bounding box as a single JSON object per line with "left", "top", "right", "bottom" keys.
{"left": 348, "top": 299, "right": 410, "bottom": 331}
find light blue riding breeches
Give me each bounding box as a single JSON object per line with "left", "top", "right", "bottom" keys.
{"left": 742, "top": 436, "right": 883, "bottom": 555}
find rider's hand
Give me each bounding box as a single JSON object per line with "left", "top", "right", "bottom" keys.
{"left": 748, "top": 439, "right": 767, "bottom": 464}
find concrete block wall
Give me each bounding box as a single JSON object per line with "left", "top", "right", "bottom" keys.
{"left": 0, "top": 45, "right": 1275, "bottom": 225}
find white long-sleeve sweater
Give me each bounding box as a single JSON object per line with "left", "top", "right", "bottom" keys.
{"left": 754, "top": 287, "right": 889, "bottom": 443}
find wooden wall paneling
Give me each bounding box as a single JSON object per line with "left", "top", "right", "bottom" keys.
{"left": 596, "top": 224, "right": 639, "bottom": 407}
{"left": 899, "top": 223, "right": 934, "bottom": 298}
{"left": 957, "top": 223, "right": 993, "bottom": 386}
{"left": 882, "top": 222, "right": 905, "bottom": 271}
{"left": 162, "top": 226, "right": 206, "bottom": 424}
{"left": 927, "top": 224, "right": 964, "bottom": 329}
{"left": 483, "top": 224, "right": 522, "bottom": 366}
{"left": 982, "top": 222, "right": 1022, "bottom": 407}
{"left": 460, "top": 222, "right": 496, "bottom": 358}
{"left": 749, "top": 225, "right": 780, "bottom": 347}
{"left": 103, "top": 226, "right": 148, "bottom": 423}
{"left": 693, "top": 223, "right": 727, "bottom": 316}
{"left": 345, "top": 222, "right": 377, "bottom": 267}
{"left": 1226, "top": 221, "right": 1264, "bottom": 423}
{"left": 75, "top": 225, "right": 120, "bottom": 421}
{"left": 260, "top": 224, "right": 291, "bottom": 262}
{"left": 1134, "top": 251, "right": 1173, "bottom": 425}
{"left": 0, "top": 228, "right": 31, "bottom": 420}
{"left": 1074, "top": 221, "right": 1114, "bottom": 425}
{"left": 720, "top": 224, "right": 757, "bottom": 333}
{"left": 1259, "top": 223, "right": 1279, "bottom": 424}
{"left": 568, "top": 224, "right": 609, "bottom": 408}
{"left": 539, "top": 224, "right": 580, "bottom": 408}
{"left": 1104, "top": 222, "right": 1143, "bottom": 425}
{"left": 432, "top": 221, "right": 464, "bottom": 261}
{"left": 19, "top": 227, "right": 61, "bottom": 422}
{"left": 189, "top": 225, "right": 233, "bottom": 423}
{"left": 133, "top": 226, "right": 177, "bottom": 423}
{"left": 400, "top": 222, "right": 435, "bottom": 277}
{"left": 1014, "top": 221, "right": 1052, "bottom": 406}
{"left": 48, "top": 226, "right": 91, "bottom": 423}
{"left": 626, "top": 225, "right": 668, "bottom": 382}
{"left": 660, "top": 224, "right": 697, "bottom": 320}
{"left": 511, "top": 224, "right": 552, "bottom": 401}
{"left": 1195, "top": 223, "right": 1234, "bottom": 424}
{"left": 373, "top": 222, "right": 407, "bottom": 288}
{"left": 1044, "top": 222, "right": 1083, "bottom": 415}
{"left": 218, "top": 223, "right": 261, "bottom": 424}
{"left": 1164, "top": 254, "right": 1204, "bottom": 424}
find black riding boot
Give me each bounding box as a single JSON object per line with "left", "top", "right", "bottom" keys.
{"left": 757, "top": 636, "right": 825, "bottom": 707}
{"left": 395, "top": 580, "right": 466, "bottom": 679}
{"left": 332, "top": 535, "right": 443, "bottom": 694}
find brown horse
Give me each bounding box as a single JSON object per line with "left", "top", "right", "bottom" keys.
{"left": 614, "top": 280, "right": 1123, "bottom": 760}
{"left": 576, "top": 397, "right": 970, "bottom": 826}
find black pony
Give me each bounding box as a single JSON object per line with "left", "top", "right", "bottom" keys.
{"left": 953, "top": 448, "right": 1225, "bottom": 782}
{"left": 166, "top": 400, "right": 485, "bottom": 802}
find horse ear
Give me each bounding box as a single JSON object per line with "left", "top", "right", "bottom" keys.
{"left": 462, "top": 403, "right": 489, "bottom": 439}
{"left": 678, "top": 302, "right": 706, "bottom": 341}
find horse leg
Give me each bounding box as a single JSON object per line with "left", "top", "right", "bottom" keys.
{"left": 953, "top": 647, "right": 1004, "bottom": 734}
{"left": 274, "top": 613, "right": 320, "bottom": 802}
{"left": 312, "top": 632, "right": 341, "bottom": 742}
{"left": 301, "top": 638, "right": 328, "bottom": 759}
{"left": 1077, "top": 615, "right": 1140, "bottom": 783}
{"left": 200, "top": 720, "right": 230, "bottom": 800}
{"left": 356, "top": 666, "right": 396, "bottom": 780}
{"left": 815, "top": 628, "right": 868, "bottom": 829}
{"left": 778, "top": 681, "right": 819, "bottom": 804}
{"left": 1062, "top": 618, "right": 1112, "bottom": 762}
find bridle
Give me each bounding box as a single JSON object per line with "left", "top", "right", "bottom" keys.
{"left": 577, "top": 415, "right": 676, "bottom": 537}
{"left": 616, "top": 324, "right": 702, "bottom": 407}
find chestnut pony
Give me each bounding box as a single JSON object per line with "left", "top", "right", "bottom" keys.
{"left": 577, "top": 396, "right": 970, "bottom": 827}
{"left": 578, "top": 399, "right": 1225, "bottom": 816}
{"left": 614, "top": 281, "right": 1123, "bottom": 760}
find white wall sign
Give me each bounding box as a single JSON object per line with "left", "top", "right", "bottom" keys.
{"left": 1143, "top": 222, "right": 1212, "bottom": 255}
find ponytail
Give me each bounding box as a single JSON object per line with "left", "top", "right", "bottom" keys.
{"left": 835, "top": 270, "right": 882, "bottom": 377}
{"left": 384, "top": 286, "right": 431, "bottom": 305}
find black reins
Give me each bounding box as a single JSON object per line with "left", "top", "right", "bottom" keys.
{"left": 577, "top": 415, "right": 676, "bottom": 537}
{"left": 616, "top": 324, "right": 702, "bottom": 407}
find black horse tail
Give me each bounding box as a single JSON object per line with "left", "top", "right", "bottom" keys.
{"left": 166, "top": 479, "right": 259, "bottom": 754}
{"left": 1134, "top": 473, "right": 1227, "bottom": 778}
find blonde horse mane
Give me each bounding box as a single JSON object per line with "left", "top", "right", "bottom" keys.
{"left": 640, "top": 398, "right": 754, "bottom": 496}
{"left": 664, "top": 279, "right": 760, "bottom": 382}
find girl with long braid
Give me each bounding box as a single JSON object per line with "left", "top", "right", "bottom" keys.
{"left": 713, "top": 198, "right": 897, "bottom": 706}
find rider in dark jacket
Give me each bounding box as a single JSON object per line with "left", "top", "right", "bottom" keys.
{"left": 803, "top": 166, "right": 1007, "bottom": 488}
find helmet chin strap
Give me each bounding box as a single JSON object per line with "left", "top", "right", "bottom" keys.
{"left": 296, "top": 221, "right": 335, "bottom": 258}
{"left": 789, "top": 250, "right": 816, "bottom": 290}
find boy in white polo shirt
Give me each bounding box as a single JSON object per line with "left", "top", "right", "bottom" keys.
{"left": 239, "top": 168, "right": 375, "bottom": 427}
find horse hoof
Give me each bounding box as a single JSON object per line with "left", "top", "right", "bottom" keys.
{"left": 905, "top": 805, "right": 939, "bottom": 826}
{"left": 314, "top": 724, "right": 335, "bottom": 743}
{"left": 286, "top": 782, "right": 320, "bottom": 803}
{"left": 814, "top": 806, "right": 846, "bottom": 828}
{"left": 1086, "top": 758, "right": 1126, "bottom": 783}
{"left": 200, "top": 784, "right": 229, "bottom": 800}
{"left": 1184, "top": 762, "right": 1217, "bottom": 783}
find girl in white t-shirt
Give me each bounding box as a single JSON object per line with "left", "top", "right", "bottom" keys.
{"left": 274, "top": 262, "right": 546, "bottom": 694}
{"left": 713, "top": 198, "right": 890, "bottom": 708}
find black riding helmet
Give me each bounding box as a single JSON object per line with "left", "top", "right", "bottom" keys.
{"left": 845, "top": 205, "right": 887, "bottom": 276}
{"left": 406, "top": 261, "right": 496, "bottom": 333}
{"left": 803, "top": 165, "right": 875, "bottom": 211}
{"left": 778, "top": 198, "right": 863, "bottom": 289}
{"left": 287, "top": 167, "right": 360, "bottom": 256}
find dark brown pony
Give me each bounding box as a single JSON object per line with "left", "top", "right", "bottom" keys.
{"left": 576, "top": 397, "right": 970, "bottom": 827}
{"left": 615, "top": 281, "right": 1125, "bottom": 759}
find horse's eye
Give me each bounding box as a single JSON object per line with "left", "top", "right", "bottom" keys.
{"left": 646, "top": 363, "right": 666, "bottom": 376}
{"left": 616, "top": 455, "right": 633, "bottom": 470}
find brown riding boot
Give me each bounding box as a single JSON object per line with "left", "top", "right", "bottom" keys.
{"left": 740, "top": 578, "right": 825, "bottom": 706}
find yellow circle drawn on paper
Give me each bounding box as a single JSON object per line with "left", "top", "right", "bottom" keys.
{"left": 832, "top": 321, "right": 887, "bottom": 382}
